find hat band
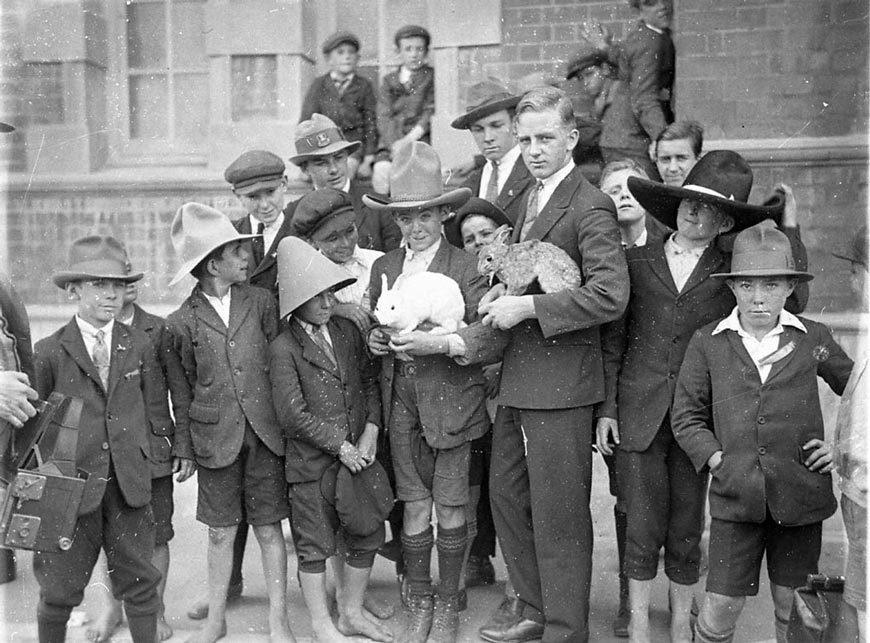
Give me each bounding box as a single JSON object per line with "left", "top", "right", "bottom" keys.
{"left": 683, "top": 184, "right": 735, "bottom": 201}
{"left": 233, "top": 174, "right": 284, "bottom": 190}
{"left": 296, "top": 127, "right": 346, "bottom": 155}
{"left": 391, "top": 191, "right": 445, "bottom": 203}
{"left": 733, "top": 250, "right": 795, "bottom": 272}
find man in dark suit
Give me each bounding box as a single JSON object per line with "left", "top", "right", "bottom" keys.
{"left": 449, "top": 80, "right": 534, "bottom": 239}
{"left": 285, "top": 114, "right": 402, "bottom": 252}
{"left": 452, "top": 86, "right": 630, "bottom": 643}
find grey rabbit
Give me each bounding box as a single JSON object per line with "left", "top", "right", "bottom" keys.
{"left": 477, "top": 225, "right": 583, "bottom": 295}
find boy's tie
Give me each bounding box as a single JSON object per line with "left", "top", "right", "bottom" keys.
{"left": 313, "top": 326, "right": 337, "bottom": 368}
{"left": 252, "top": 221, "right": 265, "bottom": 264}
{"left": 92, "top": 330, "right": 110, "bottom": 389}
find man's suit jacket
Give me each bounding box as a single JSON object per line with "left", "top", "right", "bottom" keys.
{"left": 164, "top": 284, "right": 284, "bottom": 468}
{"left": 300, "top": 74, "right": 378, "bottom": 158}
{"left": 368, "top": 242, "right": 488, "bottom": 449}
{"left": 269, "top": 317, "right": 380, "bottom": 484}
{"left": 283, "top": 182, "right": 402, "bottom": 253}
{"left": 598, "top": 229, "right": 810, "bottom": 452}
{"left": 130, "top": 304, "right": 175, "bottom": 478}
{"left": 673, "top": 317, "right": 852, "bottom": 526}
{"left": 460, "top": 152, "right": 535, "bottom": 226}
{"left": 34, "top": 320, "right": 164, "bottom": 514}
{"left": 233, "top": 215, "right": 294, "bottom": 297}
{"left": 458, "top": 165, "right": 629, "bottom": 410}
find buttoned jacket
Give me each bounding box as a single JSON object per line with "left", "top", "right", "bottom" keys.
{"left": 164, "top": 284, "right": 283, "bottom": 468}
{"left": 672, "top": 317, "right": 852, "bottom": 525}
{"left": 368, "top": 241, "right": 488, "bottom": 449}
{"left": 269, "top": 317, "right": 380, "bottom": 483}
{"left": 34, "top": 320, "right": 163, "bottom": 514}
{"left": 377, "top": 65, "right": 435, "bottom": 150}
{"left": 300, "top": 74, "right": 378, "bottom": 157}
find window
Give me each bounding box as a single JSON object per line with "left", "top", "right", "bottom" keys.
{"left": 231, "top": 56, "right": 278, "bottom": 121}
{"left": 117, "top": 0, "right": 209, "bottom": 159}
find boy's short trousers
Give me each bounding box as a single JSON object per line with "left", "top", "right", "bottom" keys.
{"left": 288, "top": 478, "right": 384, "bottom": 574}
{"left": 706, "top": 514, "right": 822, "bottom": 596}
{"left": 390, "top": 370, "right": 470, "bottom": 507}
{"left": 841, "top": 494, "right": 866, "bottom": 611}
{"left": 196, "top": 424, "right": 289, "bottom": 528}
{"left": 151, "top": 474, "right": 174, "bottom": 546}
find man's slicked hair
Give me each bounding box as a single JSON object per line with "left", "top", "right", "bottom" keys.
{"left": 514, "top": 86, "right": 576, "bottom": 131}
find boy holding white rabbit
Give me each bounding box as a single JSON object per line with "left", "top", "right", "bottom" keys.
{"left": 364, "top": 142, "right": 488, "bottom": 643}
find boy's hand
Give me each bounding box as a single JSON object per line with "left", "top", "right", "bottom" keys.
{"left": 0, "top": 371, "right": 38, "bottom": 428}
{"left": 332, "top": 302, "right": 375, "bottom": 335}
{"left": 595, "top": 417, "right": 620, "bottom": 456}
{"left": 173, "top": 457, "right": 196, "bottom": 482}
{"left": 802, "top": 438, "right": 834, "bottom": 473}
{"left": 356, "top": 422, "right": 379, "bottom": 467}
{"left": 367, "top": 327, "right": 392, "bottom": 356}
{"left": 707, "top": 450, "right": 724, "bottom": 472}
{"left": 339, "top": 440, "right": 366, "bottom": 474}
{"left": 390, "top": 331, "right": 446, "bottom": 356}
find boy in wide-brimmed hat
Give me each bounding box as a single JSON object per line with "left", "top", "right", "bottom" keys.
{"left": 286, "top": 113, "right": 401, "bottom": 253}
{"left": 269, "top": 237, "right": 394, "bottom": 643}
{"left": 364, "top": 142, "right": 488, "bottom": 643}
{"left": 32, "top": 235, "right": 165, "bottom": 643}
{"left": 596, "top": 150, "right": 809, "bottom": 641}
{"left": 299, "top": 30, "right": 378, "bottom": 181}
{"left": 163, "top": 203, "right": 295, "bottom": 643}
{"left": 672, "top": 220, "right": 853, "bottom": 643}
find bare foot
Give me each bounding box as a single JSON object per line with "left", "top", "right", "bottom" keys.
{"left": 185, "top": 619, "right": 227, "bottom": 643}
{"left": 628, "top": 613, "right": 651, "bottom": 643}
{"left": 670, "top": 617, "right": 693, "bottom": 643}
{"left": 85, "top": 604, "right": 123, "bottom": 643}
{"left": 268, "top": 612, "right": 297, "bottom": 643}
{"left": 337, "top": 611, "right": 394, "bottom": 642}
{"left": 156, "top": 614, "right": 173, "bottom": 641}
{"left": 363, "top": 594, "right": 395, "bottom": 620}
{"left": 310, "top": 617, "right": 351, "bottom": 643}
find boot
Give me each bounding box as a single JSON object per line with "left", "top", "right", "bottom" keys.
{"left": 402, "top": 592, "right": 434, "bottom": 643}
{"left": 426, "top": 592, "right": 459, "bottom": 643}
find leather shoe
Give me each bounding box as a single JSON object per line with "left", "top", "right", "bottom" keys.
{"left": 479, "top": 616, "right": 545, "bottom": 643}
{"left": 465, "top": 555, "right": 496, "bottom": 587}
{"left": 483, "top": 597, "right": 524, "bottom": 629}
{"left": 186, "top": 581, "right": 243, "bottom": 620}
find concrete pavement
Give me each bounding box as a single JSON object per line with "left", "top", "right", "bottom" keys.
{"left": 0, "top": 454, "right": 847, "bottom": 642}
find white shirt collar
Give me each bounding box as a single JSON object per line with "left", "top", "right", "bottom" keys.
{"left": 249, "top": 212, "right": 284, "bottom": 233}
{"left": 330, "top": 71, "right": 354, "bottom": 84}
{"left": 494, "top": 145, "right": 521, "bottom": 171}
{"left": 404, "top": 237, "right": 442, "bottom": 264}
{"left": 713, "top": 306, "right": 807, "bottom": 337}
{"left": 76, "top": 315, "right": 114, "bottom": 340}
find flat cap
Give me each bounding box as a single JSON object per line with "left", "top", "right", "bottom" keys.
{"left": 290, "top": 188, "right": 356, "bottom": 239}
{"left": 322, "top": 31, "right": 360, "bottom": 55}
{"left": 566, "top": 44, "right": 609, "bottom": 79}
{"left": 224, "top": 150, "right": 285, "bottom": 196}
{"left": 394, "top": 24, "right": 430, "bottom": 47}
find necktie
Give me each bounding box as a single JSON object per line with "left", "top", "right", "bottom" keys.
{"left": 335, "top": 77, "right": 351, "bottom": 95}
{"left": 313, "top": 326, "right": 337, "bottom": 368}
{"left": 252, "top": 222, "right": 265, "bottom": 264}
{"left": 92, "top": 329, "right": 110, "bottom": 390}
{"left": 484, "top": 160, "right": 500, "bottom": 203}
{"left": 520, "top": 181, "right": 544, "bottom": 241}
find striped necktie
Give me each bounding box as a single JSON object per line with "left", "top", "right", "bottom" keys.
{"left": 92, "top": 329, "right": 110, "bottom": 390}
{"left": 313, "top": 326, "right": 337, "bottom": 368}
{"left": 520, "top": 181, "right": 544, "bottom": 241}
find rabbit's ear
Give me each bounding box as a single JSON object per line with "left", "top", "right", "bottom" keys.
{"left": 381, "top": 273, "right": 390, "bottom": 293}
{"left": 493, "top": 225, "right": 512, "bottom": 245}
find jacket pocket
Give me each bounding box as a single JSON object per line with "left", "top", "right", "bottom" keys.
{"left": 189, "top": 401, "right": 219, "bottom": 424}
{"left": 149, "top": 422, "right": 174, "bottom": 463}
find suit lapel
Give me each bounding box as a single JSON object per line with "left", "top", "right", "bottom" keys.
{"left": 524, "top": 167, "right": 581, "bottom": 241}
{"left": 191, "top": 288, "right": 229, "bottom": 336}
{"left": 764, "top": 326, "right": 802, "bottom": 383}
{"left": 227, "top": 286, "right": 253, "bottom": 340}
{"left": 106, "top": 324, "right": 134, "bottom": 399}
{"left": 59, "top": 319, "right": 104, "bottom": 392}
{"left": 250, "top": 217, "right": 291, "bottom": 280}
{"left": 681, "top": 244, "right": 727, "bottom": 295}
{"left": 723, "top": 331, "right": 762, "bottom": 383}
{"left": 497, "top": 156, "right": 533, "bottom": 215}
{"left": 427, "top": 241, "right": 452, "bottom": 275}
{"left": 645, "top": 241, "right": 679, "bottom": 296}
{"left": 291, "top": 319, "right": 340, "bottom": 378}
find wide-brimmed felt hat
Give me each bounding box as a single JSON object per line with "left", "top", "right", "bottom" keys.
{"left": 712, "top": 220, "right": 813, "bottom": 282}
{"left": 289, "top": 114, "right": 361, "bottom": 166}
{"left": 276, "top": 236, "right": 356, "bottom": 319}
{"left": 322, "top": 30, "right": 360, "bottom": 55}
{"left": 289, "top": 188, "right": 356, "bottom": 239}
{"left": 566, "top": 43, "right": 609, "bottom": 79}
{"left": 224, "top": 150, "right": 286, "bottom": 196}
{"left": 362, "top": 142, "right": 471, "bottom": 211}
{"left": 832, "top": 225, "right": 868, "bottom": 268}
{"left": 627, "top": 150, "right": 784, "bottom": 232}
{"left": 394, "top": 24, "right": 430, "bottom": 48}
{"left": 450, "top": 79, "right": 521, "bottom": 130}
{"left": 53, "top": 235, "right": 144, "bottom": 288}
{"left": 169, "top": 203, "right": 259, "bottom": 286}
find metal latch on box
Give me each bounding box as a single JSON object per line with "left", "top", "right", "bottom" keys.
{"left": 5, "top": 514, "right": 42, "bottom": 548}
{"left": 13, "top": 472, "right": 46, "bottom": 502}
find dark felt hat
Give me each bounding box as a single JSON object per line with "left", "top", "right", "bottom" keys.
{"left": 322, "top": 30, "right": 360, "bottom": 55}
{"left": 450, "top": 79, "right": 521, "bottom": 130}
{"left": 566, "top": 43, "right": 609, "bottom": 79}
{"left": 627, "top": 150, "right": 784, "bottom": 232}
{"left": 289, "top": 114, "right": 361, "bottom": 165}
{"left": 394, "top": 24, "right": 430, "bottom": 47}
{"left": 362, "top": 142, "right": 471, "bottom": 211}
{"left": 0, "top": 122, "right": 14, "bottom": 133}
{"left": 289, "top": 188, "right": 356, "bottom": 239}
{"left": 445, "top": 197, "right": 513, "bottom": 248}
{"left": 320, "top": 461, "right": 395, "bottom": 537}
{"left": 833, "top": 225, "right": 869, "bottom": 268}
{"left": 712, "top": 220, "right": 813, "bottom": 281}
{"left": 224, "top": 150, "right": 286, "bottom": 196}
{"left": 53, "top": 236, "right": 144, "bottom": 288}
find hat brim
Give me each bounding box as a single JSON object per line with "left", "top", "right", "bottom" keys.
{"left": 362, "top": 187, "right": 472, "bottom": 211}
{"left": 627, "top": 177, "right": 784, "bottom": 232}
{"left": 450, "top": 95, "right": 522, "bottom": 130}
{"left": 289, "top": 140, "right": 361, "bottom": 165}
{"left": 168, "top": 232, "right": 260, "bottom": 287}
{"left": 0, "top": 122, "right": 14, "bottom": 133}
{"left": 233, "top": 177, "right": 285, "bottom": 196}
{"left": 711, "top": 268, "right": 814, "bottom": 282}
{"left": 53, "top": 270, "right": 144, "bottom": 289}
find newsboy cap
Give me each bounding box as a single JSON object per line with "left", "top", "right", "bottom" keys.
{"left": 224, "top": 150, "right": 286, "bottom": 196}
{"left": 322, "top": 30, "right": 360, "bottom": 55}
{"left": 289, "top": 188, "right": 356, "bottom": 239}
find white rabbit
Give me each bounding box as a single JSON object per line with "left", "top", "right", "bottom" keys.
{"left": 374, "top": 272, "right": 467, "bottom": 335}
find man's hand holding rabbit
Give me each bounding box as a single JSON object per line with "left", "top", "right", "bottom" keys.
{"left": 479, "top": 294, "right": 535, "bottom": 330}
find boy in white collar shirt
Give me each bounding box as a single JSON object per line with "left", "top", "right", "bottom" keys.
{"left": 672, "top": 221, "right": 852, "bottom": 643}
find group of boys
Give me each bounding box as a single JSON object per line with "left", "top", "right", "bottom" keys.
{"left": 12, "top": 14, "right": 866, "bottom": 643}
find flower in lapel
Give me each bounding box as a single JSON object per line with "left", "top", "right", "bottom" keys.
{"left": 812, "top": 344, "right": 831, "bottom": 362}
